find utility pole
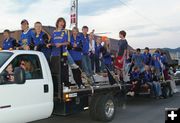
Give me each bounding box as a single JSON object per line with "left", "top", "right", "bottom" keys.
{"left": 75, "top": 0, "right": 78, "bottom": 28}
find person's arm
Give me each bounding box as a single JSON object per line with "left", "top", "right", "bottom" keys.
{"left": 56, "top": 31, "right": 70, "bottom": 48}
{"left": 123, "top": 41, "right": 128, "bottom": 59}
{"left": 11, "top": 38, "right": 18, "bottom": 49}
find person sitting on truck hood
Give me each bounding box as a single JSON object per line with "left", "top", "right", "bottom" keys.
{"left": 20, "top": 60, "right": 32, "bottom": 79}
{"left": 32, "top": 22, "right": 51, "bottom": 63}
{"left": 2, "top": 29, "right": 17, "bottom": 50}
{"left": 18, "top": 19, "right": 34, "bottom": 50}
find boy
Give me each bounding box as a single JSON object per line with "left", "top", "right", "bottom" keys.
{"left": 31, "top": 22, "right": 51, "bottom": 62}
{"left": 18, "top": 19, "right": 33, "bottom": 50}
{"left": 143, "top": 47, "right": 151, "bottom": 65}
{"left": 115, "top": 30, "right": 128, "bottom": 81}
{"left": 115, "top": 30, "right": 128, "bottom": 70}
{"left": 80, "top": 26, "right": 93, "bottom": 77}
{"left": 2, "top": 30, "right": 17, "bottom": 50}
{"left": 132, "top": 48, "right": 144, "bottom": 72}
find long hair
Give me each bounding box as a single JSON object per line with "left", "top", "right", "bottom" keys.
{"left": 56, "top": 17, "right": 66, "bottom": 29}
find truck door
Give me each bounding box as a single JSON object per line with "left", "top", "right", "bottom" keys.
{"left": 0, "top": 54, "right": 53, "bottom": 123}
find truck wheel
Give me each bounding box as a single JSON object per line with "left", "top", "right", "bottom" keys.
{"left": 89, "top": 96, "right": 101, "bottom": 120}
{"left": 96, "top": 95, "right": 116, "bottom": 122}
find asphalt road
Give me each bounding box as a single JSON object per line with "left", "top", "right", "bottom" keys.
{"left": 33, "top": 86, "right": 180, "bottom": 123}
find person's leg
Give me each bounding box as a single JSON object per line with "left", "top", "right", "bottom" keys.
{"left": 170, "top": 79, "right": 178, "bottom": 93}
{"left": 82, "top": 55, "right": 89, "bottom": 75}
{"left": 87, "top": 56, "right": 93, "bottom": 76}
{"left": 91, "top": 54, "right": 95, "bottom": 72}
{"left": 157, "top": 82, "right": 162, "bottom": 96}
{"left": 61, "top": 56, "right": 71, "bottom": 87}
{"left": 71, "top": 68, "right": 83, "bottom": 88}
{"left": 75, "top": 60, "right": 82, "bottom": 69}
{"left": 95, "top": 55, "right": 100, "bottom": 73}
{"left": 147, "top": 82, "right": 154, "bottom": 96}
{"left": 152, "top": 82, "right": 158, "bottom": 97}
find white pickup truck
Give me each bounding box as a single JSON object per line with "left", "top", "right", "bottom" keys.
{"left": 0, "top": 50, "right": 123, "bottom": 123}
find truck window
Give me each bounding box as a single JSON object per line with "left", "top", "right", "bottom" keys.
{"left": 11, "top": 54, "right": 43, "bottom": 80}
{"left": 0, "top": 52, "right": 13, "bottom": 67}
{"left": 0, "top": 54, "right": 43, "bottom": 84}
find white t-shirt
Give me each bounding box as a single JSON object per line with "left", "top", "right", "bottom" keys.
{"left": 89, "top": 40, "right": 95, "bottom": 53}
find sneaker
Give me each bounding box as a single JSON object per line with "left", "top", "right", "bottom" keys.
{"left": 126, "top": 92, "right": 131, "bottom": 96}
{"left": 78, "top": 85, "right": 86, "bottom": 89}
{"left": 130, "top": 91, "right": 135, "bottom": 96}
{"left": 70, "top": 64, "right": 79, "bottom": 69}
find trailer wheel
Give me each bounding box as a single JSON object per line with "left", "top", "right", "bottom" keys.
{"left": 96, "top": 95, "right": 116, "bottom": 122}
{"left": 89, "top": 96, "right": 101, "bottom": 120}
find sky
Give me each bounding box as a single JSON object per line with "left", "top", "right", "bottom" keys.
{"left": 0, "top": 0, "right": 180, "bottom": 49}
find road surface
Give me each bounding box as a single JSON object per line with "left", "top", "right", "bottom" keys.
{"left": 33, "top": 86, "right": 180, "bottom": 123}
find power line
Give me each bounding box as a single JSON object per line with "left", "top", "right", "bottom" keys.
{"left": 119, "top": 0, "right": 162, "bottom": 29}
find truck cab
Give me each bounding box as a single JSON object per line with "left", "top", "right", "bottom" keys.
{"left": 0, "top": 50, "right": 54, "bottom": 123}
{"left": 0, "top": 50, "right": 123, "bottom": 123}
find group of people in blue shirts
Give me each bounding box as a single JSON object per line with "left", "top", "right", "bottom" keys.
{"left": 126, "top": 47, "right": 170, "bottom": 98}
{"left": 1, "top": 18, "right": 112, "bottom": 89}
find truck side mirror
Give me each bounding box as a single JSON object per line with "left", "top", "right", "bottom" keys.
{"left": 14, "top": 67, "right": 26, "bottom": 84}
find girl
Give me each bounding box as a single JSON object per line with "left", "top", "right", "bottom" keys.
{"left": 68, "top": 27, "right": 85, "bottom": 89}
{"left": 69, "top": 27, "right": 83, "bottom": 68}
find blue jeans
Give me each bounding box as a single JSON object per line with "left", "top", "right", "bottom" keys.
{"left": 67, "top": 52, "right": 75, "bottom": 65}
{"left": 147, "top": 82, "right": 162, "bottom": 97}
{"left": 153, "top": 81, "right": 162, "bottom": 97}
{"left": 82, "top": 55, "right": 93, "bottom": 76}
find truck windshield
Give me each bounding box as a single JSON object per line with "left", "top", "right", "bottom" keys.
{"left": 0, "top": 52, "right": 13, "bottom": 67}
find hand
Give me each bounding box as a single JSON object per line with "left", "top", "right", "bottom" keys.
{"left": 24, "top": 46, "right": 30, "bottom": 50}
{"left": 56, "top": 43, "right": 62, "bottom": 48}
{"left": 73, "top": 43, "right": 77, "bottom": 48}
{"left": 34, "top": 46, "right": 38, "bottom": 51}
{"left": 118, "top": 59, "right": 123, "bottom": 64}
{"left": 46, "top": 44, "right": 51, "bottom": 48}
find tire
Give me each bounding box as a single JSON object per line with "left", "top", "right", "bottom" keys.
{"left": 89, "top": 96, "right": 101, "bottom": 120}
{"left": 96, "top": 95, "right": 116, "bottom": 122}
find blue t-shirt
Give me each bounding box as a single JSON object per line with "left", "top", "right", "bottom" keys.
{"left": 160, "top": 55, "right": 167, "bottom": 65}
{"left": 69, "top": 35, "right": 82, "bottom": 61}
{"left": 103, "top": 52, "right": 112, "bottom": 65}
{"left": 130, "top": 71, "right": 140, "bottom": 81}
{"left": 143, "top": 53, "right": 151, "bottom": 65}
{"left": 2, "top": 37, "right": 16, "bottom": 50}
{"left": 143, "top": 71, "right": 152, "bottom": 83}
{"left": 132, "top": 53, "right": 144, "bottom": 68}
{"left": 152, "top": 53, "right": 161, "bottom": 69}
{"left": 51, "top": 29, "right": 68, "bottom": 56}
{"left": 19, "top": 29, "right": 33, "bottom": 48}
{"left": 31, "top": 31, "right": 45, "bottom": 46}
{"left": 95, "top": 44, "right": 102, "bottom": 57}
{"left": 79, "top": 33, "right": 89, "bottom": 55}
{"left": 32, "top": 31, "right": 51, "bottom": 59}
